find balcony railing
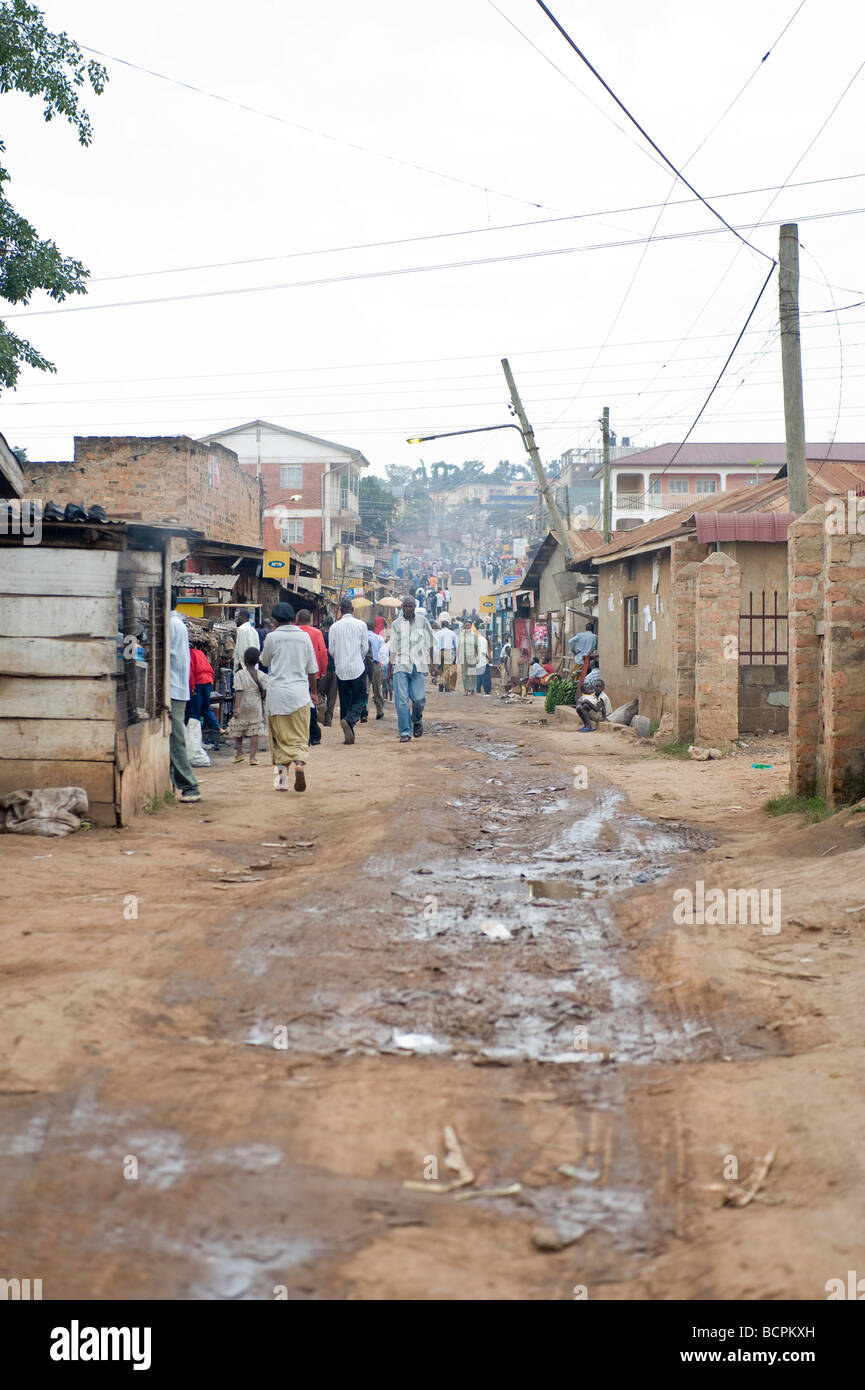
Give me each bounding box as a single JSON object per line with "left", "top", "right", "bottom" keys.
{"left": 615, "top": 492, "right": 715, "bottom": 512}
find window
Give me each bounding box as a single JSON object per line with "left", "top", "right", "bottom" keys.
{"left": 625, "top": 596, "right": 639, "bottom": 666}
{"left": 668, "top": 478, "right": 689, "bottom": 494}
{"left": 648, "top": 478, "right": 661, "bottom": 494}
{"left": 281, "top": 519, "right": 304, "bottom": 544}
{"left": 339, "top": 477, "right": 349, "bottom": 509}
{"left": 696, "top": 479, "right": 717, "bottom": 494}
{"left": 280, "top": 464, "right": 303, "bottom": 489}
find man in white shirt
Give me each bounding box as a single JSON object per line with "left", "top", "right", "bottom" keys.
{"left": 327, "top": 597, "right": 370, "bottom": 744}
{"left": 168, "top": 595, "right": 201, "bottom": 802}
{"left": 259, "top": 602, "right": 319, "bottom": 791}
{"left": 233, "top": 608, "right": 260, "bottom": 672}
{"left": 388, "top": 597, "right": 435, "bottom": 743}
{"left": 475, "top": 621, "right": 491, "bottom": 696}
{"left": 434, "top": 620, "right": 458, "bottom": 692}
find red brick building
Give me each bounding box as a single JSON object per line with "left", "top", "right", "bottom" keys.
{"left": 198, "top": 420, "right": 370, "bottom": 560}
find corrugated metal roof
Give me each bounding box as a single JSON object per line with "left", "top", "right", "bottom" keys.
{"left": 177, "top": 573, "right": 240, "bottom": 590}
{"left": 696, "top": 512, "right": 796, "bottom": 543}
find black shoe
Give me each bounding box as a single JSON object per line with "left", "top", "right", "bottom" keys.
{"left": 43, "top": 501, "right": 65, "bottom": 522}
{"left": 86, "top": 504, "right": 107, "bottom": 522}
{"left": 64, "top": 502, "right": 88, "bottom": 522}
{"left": 376, "top": 712, "right": 384, "bottom": 720}
{"left": 413, "top": 722, "right": 423, "bottom": 738}
{"left": 360, "top": 715, "right": 368, "bottom": 723}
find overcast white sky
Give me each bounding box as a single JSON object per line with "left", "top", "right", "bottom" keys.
{"left": 2, "top": 0, "right": 864, "bottom": 472}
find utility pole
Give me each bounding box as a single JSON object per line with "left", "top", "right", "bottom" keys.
{"left": 501, "top": 358, "right": 576, "bottom": 563}
{"left": 601, "top": 406, "right": 612, "bottom": 543}
{"left": 779, "top": 224, "right": 809, "bottom": 515}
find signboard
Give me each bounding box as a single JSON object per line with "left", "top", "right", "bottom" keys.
{"left": 479, "top": 594, "right": 495, "bottom": 613}
{"left": 502, "top": 572, "right": 521, "bottom": 586}
{"left": 263, "top": 550, "right": 293, "bottom": 579}
{"left": 344, "top": 585, "right": 365, "bottom": 598}
{"left": 513, "top": 537, "right": 528, "bottom": 559}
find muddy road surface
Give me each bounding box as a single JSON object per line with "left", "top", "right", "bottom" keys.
{"left": 1, "top": 692, "right": 858, "bottom": 1300}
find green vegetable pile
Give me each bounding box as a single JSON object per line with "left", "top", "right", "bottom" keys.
{"left": 544, "top": 676, "right": 578, "bottom": 713}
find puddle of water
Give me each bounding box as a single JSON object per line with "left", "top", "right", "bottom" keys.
{"left": 527, "top": 879, "right": 588, "bottom": 901}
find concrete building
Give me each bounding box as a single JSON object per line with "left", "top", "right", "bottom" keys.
{"left": 594, "top": 442, "right": 865, "bottom": 532}
{"left": 581, "top": 462, "right": 865, "bottom": 739}
{"left": 198, "top": 419, "right": 370, "bottom": 564}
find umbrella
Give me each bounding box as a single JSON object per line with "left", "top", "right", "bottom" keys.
{"left": 377, "top": 596, "right": 401, "bottom": 608}
{"left": 351, "top": 596, "right": 372, "bottom": 610}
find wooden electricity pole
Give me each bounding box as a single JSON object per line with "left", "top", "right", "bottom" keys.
{"left": 601, "top": 406, "right": 612, "bottom": 543}
{"left": 501, "top": 358, "right": 576, "bottom": 563}
{"left": 779, "top": 224, "right": 809, "bottom": 515}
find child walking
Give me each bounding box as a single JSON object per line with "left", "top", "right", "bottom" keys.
{"left": 227, "top": 646, "right": 268, "bottom": 764}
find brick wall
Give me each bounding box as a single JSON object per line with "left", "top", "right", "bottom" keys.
{"left": 251, "top": 459, "right": 326, "bottom": 554}
{"left": 670, "top": 538, "right": 708, "bottom": 742}
{"left": 788, "top": 503, "right": 865, "bottom": 805}
{"left": 694, "top": 550, "right": 740, "bottom": 745}
{"left": 787, "top": 508, "right": 823, "bottom": 796}
{"left": 28, "top": 437, "right": 260, "bottom": 548}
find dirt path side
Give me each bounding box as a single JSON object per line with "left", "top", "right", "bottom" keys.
{"left": 1, "top": 694, "right": 863, "bottom": 1300}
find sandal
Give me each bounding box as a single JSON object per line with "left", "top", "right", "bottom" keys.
{"left": 249, "top": 758, "right": 259, "bottom": 766}
{"left": 232, "top": 754, "right": 245, "bottom": 763}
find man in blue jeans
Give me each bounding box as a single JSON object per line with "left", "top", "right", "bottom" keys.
{"left": 388, "top": 597, "right": 435, "bottom": 744}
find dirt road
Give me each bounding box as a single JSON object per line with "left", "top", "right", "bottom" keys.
{"left": 1, "top": 691, "right": 863, "bottom": 1300}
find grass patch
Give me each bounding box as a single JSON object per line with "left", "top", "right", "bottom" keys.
{"left": 143, "top": 795, "right": 163, "bottom": 814}
{"left": 765, "top": 792, "right": 832, "bottom": 822}
{"left": 163, "top": 790, "right": 176, "bottom": 806}
{"left": 659, "top": 739, "right": 691, "bottom": 759}
{"left": 649, "top": 717, "right": 660, "bottom": 736}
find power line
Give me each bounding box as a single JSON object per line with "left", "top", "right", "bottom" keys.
{"left": 533, "top": 0, "right": 774, "bottom": 262}
{"left": 80, "top": 43, "right": 554, "bottom": 215}
{"left": 645, "top": 261, "right": 778, "bottom": 477}
{"left": 626, "top": 52, "right": 865, "bottom": 434}
{"left": 88, "top": 171, "right": 865, "bottom": 285}
{"left": 512, "top": 0, "right": 809, "bottom": 426}
{"left": 10, "top": 204, "right": 864, "bottom": 322}
{"left": 484, "top": 0, "right": 670, "bottom": 180}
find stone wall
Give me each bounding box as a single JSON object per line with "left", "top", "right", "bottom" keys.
{"left": 739, "top": 664, "right": 789, "bottom": 733}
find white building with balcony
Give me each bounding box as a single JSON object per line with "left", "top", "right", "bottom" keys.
{"left": 594, "top": 443, "right": 800, "bottom": 532}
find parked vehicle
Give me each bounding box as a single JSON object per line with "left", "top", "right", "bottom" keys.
{"left": 452, "top": 567, "right": 472, "bottom": 585}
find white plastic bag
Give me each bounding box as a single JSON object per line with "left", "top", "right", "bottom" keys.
{"left": 185, "top": 719, "right": 211, "bottom": 767}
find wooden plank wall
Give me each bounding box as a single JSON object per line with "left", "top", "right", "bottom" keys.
{"left": 0, "top": 547, "right": 120, "bottom": 821}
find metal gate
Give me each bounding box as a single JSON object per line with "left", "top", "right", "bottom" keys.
{"left": 739, "top": 590, "right": 787, "bottom": 664}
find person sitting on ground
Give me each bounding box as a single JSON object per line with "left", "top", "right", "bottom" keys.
{"left": 582, "top": 657, "right": 603, "bottom": 692}
{"left": 576, "top": 678, "right": 612, "bottom": 732}
{"left": 527, "top": 657, "right": 556, "bottom": 692}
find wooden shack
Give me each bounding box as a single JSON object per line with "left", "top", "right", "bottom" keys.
{"left": 0, "top": 518, "right": 192, "bottom": 826}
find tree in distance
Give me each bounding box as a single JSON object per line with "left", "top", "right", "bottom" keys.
{"left": 0, "top": 1, "right": 107, "bottom": 389}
